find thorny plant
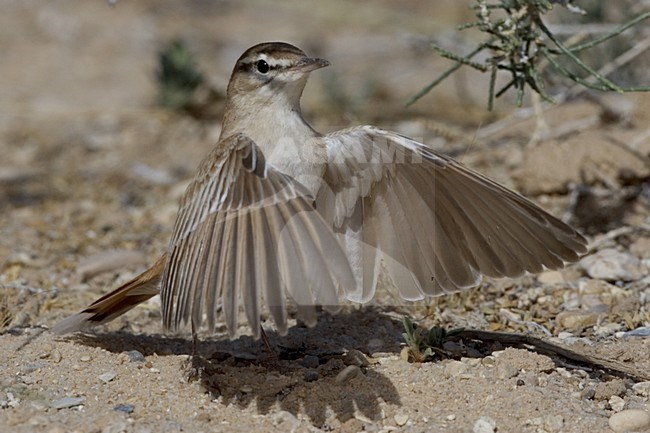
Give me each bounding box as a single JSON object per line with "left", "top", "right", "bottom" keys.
{"left": 401, "top": 316, "right": 465, "bottom": 363}
{"left": 407, "top": 0, "right": 650, "bottom": 109}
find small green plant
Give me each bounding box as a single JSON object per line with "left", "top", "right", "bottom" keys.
{"left": 407, "top": 0, "right": 650, "bottom": 109}
{"left": 402, "top": 316, "right": 464, "bottom": 362}
{"left": 156, "top": 39, "right": 205, "bottom": 110}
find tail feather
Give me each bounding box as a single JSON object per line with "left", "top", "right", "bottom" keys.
{"left": 52, "top": 255, "right": 166, "bottom": 334}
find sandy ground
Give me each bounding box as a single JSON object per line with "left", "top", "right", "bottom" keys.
{"left": 1, "top": 1, "right": 649, "bottom": 432}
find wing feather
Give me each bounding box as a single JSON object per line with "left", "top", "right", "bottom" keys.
{"left": 320, "top": 125, "right": 587, "bottom": 299}
{"left": 160, "top": 134, "right": 356, "bottom": 336}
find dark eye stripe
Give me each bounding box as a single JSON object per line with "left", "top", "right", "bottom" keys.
{"left": 236, "top": 61, "right": 283, "bottom": 72}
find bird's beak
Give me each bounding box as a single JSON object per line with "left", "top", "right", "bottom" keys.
{"left": 293, "top": 57, "right": 330, "bottom": 72}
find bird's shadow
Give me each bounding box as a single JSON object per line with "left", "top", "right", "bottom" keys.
{"left": 64, "top": 307, "right": 403, "bottom": 427}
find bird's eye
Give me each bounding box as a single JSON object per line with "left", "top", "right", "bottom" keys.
{"left": 256, "top": 59, "right": 270, "bottom": 74}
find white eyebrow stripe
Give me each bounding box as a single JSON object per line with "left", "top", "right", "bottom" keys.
{"left": 241, "top": 54, "right": 297, "bottom": 69}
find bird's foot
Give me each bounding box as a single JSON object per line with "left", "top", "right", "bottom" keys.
{"left": 183, "top": 353, "right": 207, "bottom": 383}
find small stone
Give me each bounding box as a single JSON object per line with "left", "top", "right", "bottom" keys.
{"left": 80, "top": 355, "right": 91, "bottom": 362}
{"left": 632, "top": 381, "right": 650, "bottom": 397}
{"left": 594, "top": 379, "right": 626, "bottom": 400}
{"left": 621, "top": 327, "right": 650, "bottom": 337}
{"left": 302, "top": 355, "right": 320, "bottom": 369}
{"left": 126, "top": 350, "right": 146, "bottom": 363}
{"left": 557, "top": 331, "right": 574, "bottom": 340}
{"left": 394, "top": 410, "right": 409, "bottom": 426}
{"left": 608, "top": 409, "right": 650, "bottom": 433}
{"left": 580, "top": 248, "right": 644, "bottom": 281}
{"left": 113, "top": 404, "right": 134, "bottom": 414}
{"left": 343, "top": 349, "right": 369, "bottom": 367}
{"left": 556, "top": 310, "right": 598, "bottom": 330}
{"left": 581, "top": 386, "right": 596, "bottom": 400}
{"left": 446, "top": 414, "right": 457, "bottom": 421}
{"left": 444, "top": 360, "right": 467, "bottom": 378}
{"left": 473, "top": 416, "right": 497, "bottom": 433}
{"left": 400, "top": 347, "right": 410, "bottom": 362}
{"left": 304, "top": 370, "right": 319, "bottom": 382}
{"left": 336, "top": 365, "right": 362, "bottom": 384}
{"left": 482, "top": 356, "right": 496, "bottom": 367}
{"left": 537, "top": 270, "right": 565, "bottom": 285}
{"left": 99, "top": 371, "right": 117, "bottom": 383}
{"left": 240, "top": 385, "right": 253, "bottom": 394}
{"left": 593, "top": 322, "right": 622, "bottom": 337}
{"left": 50, "top": 397, "right": 85, "bottom": 409}
{"left": 609, "top": 395, "right": 625, "bottom": 412}
{"left": 51, "top": 349, "right": 62, "bottom": 364}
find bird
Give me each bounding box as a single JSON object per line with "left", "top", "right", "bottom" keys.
{"left": 53, "top": 42, "right": 588, "bottom": 344}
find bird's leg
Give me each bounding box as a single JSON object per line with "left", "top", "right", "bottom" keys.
{"left": 185, "top": 318, "right": 205, "bottom": 382}
{"left": 260, "top": 325, "right": 277, "bottom": 359}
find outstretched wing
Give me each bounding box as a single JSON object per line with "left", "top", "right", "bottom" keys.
{"left": 318, "top": 125, "right": 587, "bottom": 303}
{"left": 161, "top": 133, "right": 356, "bottom": 338}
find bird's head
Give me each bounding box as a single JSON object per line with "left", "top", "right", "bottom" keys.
{"left": 226, "top": 42, "right": 329, "bottom": 109}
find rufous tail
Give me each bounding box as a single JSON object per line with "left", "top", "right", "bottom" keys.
{"left": 52, "top": 254, "right": 166, "bottom": 334}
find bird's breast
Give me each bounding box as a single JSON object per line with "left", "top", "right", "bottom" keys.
{"left": 263, "top": 135, "right": 327, "bottom": 196}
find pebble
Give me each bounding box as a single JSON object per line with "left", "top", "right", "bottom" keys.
{"left": 304, "top": 370, "right": 319, "bottom": 382}
{"left": 473, "top": 416, "right": 497, "bottom": 433}
{"left": 99, "top": 371, "right": 117, "bottom": 383}
{"left": 113, "top": 404, "right": 134, "bottom": 414}
{"left": 51, "top": 349, "right": 62, "bottom": 364}
{"left": 632, "top": 381, "right": 650, "bottom": 397}
{"left": 593, "top": 322, "right": 622, "bottom": 337}
{"left": 556, "top": 310, "right": 598, "bottom": 330}
{"left": 126, "top": 350, "right": 146, "bottom": 363}
{"left": 80, "top": 355, "right": 91, "bottom": 362}
{"left": 301, "top": 355, "right": 320, "bottom": 369}
{"left": 608, "top": 409, "right": 650, "bottom": 433}
{"left": 609, "top": 395, "right": 626, "bottom": 412}
{"left": 240, "top": 385, "right": 253, "bottom": 394}
{"left": 581, "top": 387, "right": 596, "bottom": 400}
{"left": 594, "top": 379, "right": 626, "bottom": 400}
{"left": 343, "top": 349, "right": 369, "bottom": 367}
{"left": 444, "top": 360, "right": 468, "bottom": 378}
{"left": 399, "top": 347, "right": 410, "bottom": 362}
{"left": 336, "top": 365, "right": 362, "bottom": 384}
{"left": 50, "top": 397, "right": 85, "bottom": 409}
{"left": 580, "top": 248, "right": 645, "bottom": 281}
{"left": 537, "top": 270, "right": 565, "bottom": 284}
{"left": 394, "top": 410, "right": 409, "bottom": 426}
{"left": 617, "top": 327, "right": 650, "bottom": 338}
